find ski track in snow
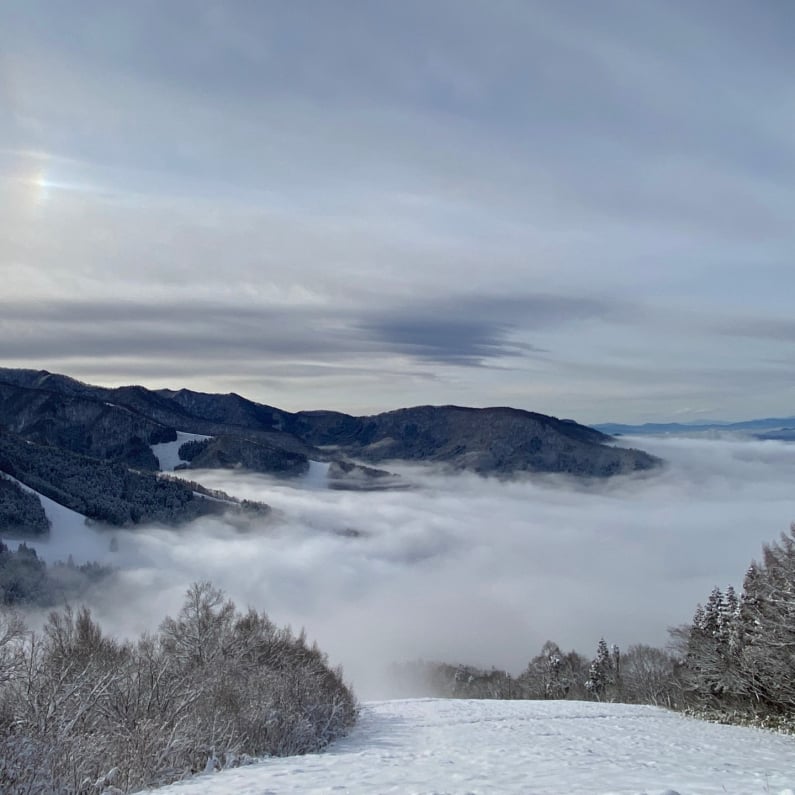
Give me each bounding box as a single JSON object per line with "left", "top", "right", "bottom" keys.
{"left": 143, "top": 698, "right": 795, "bottom": 795}
{"left": 151, "top": 433, "right": 211, "bottom": 472}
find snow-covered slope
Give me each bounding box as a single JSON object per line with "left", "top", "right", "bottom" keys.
{"left": 143, "top": 698, "right": 795, "bottom": 795}
{"left": 303, "top": 460, "right": 331, "bottom": 489}
{"left": 151, "top": 432, "right": 211, "bottom": 471}
{"left": 0, "top": 473, "right": 114, "bottom": 564}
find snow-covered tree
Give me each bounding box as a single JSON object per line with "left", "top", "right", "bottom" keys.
{"left": 675, "top": 524, "right": 795, "bottom": 721}
{"left": 586, "top": 639, "right": 617, "bottom": 701}
{"left": 620, "top": 644, "right": 677, "bottom": 707}
{"left": 0, "top": 583, "right": 357, "bottom": 793}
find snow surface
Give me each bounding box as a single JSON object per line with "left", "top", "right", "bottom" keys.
{"left": 0, "top": 473, "right": 115, "bottom": 564}
{"left": 142, "top": 698, "right": 795, "bottom": 795}
{"left": 151, "top": 432, "right": 211, "bottom": 472}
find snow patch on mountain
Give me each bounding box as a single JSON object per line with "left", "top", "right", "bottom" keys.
{"left": 151, "top": 432, "right": 211, "bottom": 471}
{"left": 0, "top": 473, "right": 113, "bottom": 564}
{"left": 303, "top": 460, "right": 331, "bottom": 489}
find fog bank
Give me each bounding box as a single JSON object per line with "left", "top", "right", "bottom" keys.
{"left": 32, "top": 435, "right": 795, "bottom": 697}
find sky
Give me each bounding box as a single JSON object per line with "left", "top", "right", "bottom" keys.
{"left": 30, "top": 433, "right": 795, "bottom": 697}
{"left": 2, "top": 1, "right": 795, "bottom": 423}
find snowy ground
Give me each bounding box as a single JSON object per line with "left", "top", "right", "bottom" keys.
{"left": 144, "top": 698, "right": 795, "bottom": 795}
{"left": 0, "top": 473, "right": 115, "bottom": 564}
{"left": 151, "top": 432, "right": 211, "bottom": 471}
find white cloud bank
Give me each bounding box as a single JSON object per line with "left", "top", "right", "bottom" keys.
{"left": 35, "top": 435, "right": 795, "bottom": 697}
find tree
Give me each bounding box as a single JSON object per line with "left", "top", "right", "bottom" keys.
{"left": 621, "top": 644, "right": 677, "bottom": 707}
{"left": 0, "top": 583, "right": 357, "bottom": 793}
{"left": 521, "top": 641, "right": 584, "bottom": 700}
{"left": 586, "top": 639, "right": 618, "bottom": 701}
{"left": 159, "top": 581, "right": 235, "bottom": 667}
{"left": 674, "top": 524, "right": 795, "bottom": 719}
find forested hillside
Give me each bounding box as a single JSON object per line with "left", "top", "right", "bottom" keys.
{"left": 0, "top": 430, "right": 268, "bottom": 527}
{"left": 0, "top": 477, "right": 50, "bottom": 536}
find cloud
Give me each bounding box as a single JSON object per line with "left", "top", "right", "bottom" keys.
{"left": 358, "top": 294, "right": 612, "bottom": 365}
{"left": 0, "top": 293, "right": 614, "bottom": 371}
{"left": 359, "top": 315, "right": 531, "bottom": 366}
{"left": 28, "top": 434, "right": 795, "bottom": 698}
{"left": 715, "top": 314, "right": 795, "bottom": 343}
{"left": 3, "top": 1, "right": 795, "bottom": 421}
{"left": 0, "top": 300, "right": 350, "bottom": 360}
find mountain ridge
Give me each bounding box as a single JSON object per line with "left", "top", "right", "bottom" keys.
{"left": 0, "top": 368, "right": 660, "bottom": 527}
{"left": 2, "top": 367, "right": 660, "bottom": 475}
{"left": 596, "top": 416, "right": 795, "bottom": 438}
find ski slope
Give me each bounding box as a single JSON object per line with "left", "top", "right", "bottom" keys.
{"left": 144, "top": 698, "right": 795, "bottom": 795}
{"left": 151, "top": 432, "right": 211, "bottom": 472}
{"left": 0, "top": 472, "right": 115, "bottom": 564}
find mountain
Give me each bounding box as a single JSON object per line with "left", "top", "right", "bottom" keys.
{"left": 0, "top": 368, "right": 659, "bottom": 526}
{"left": 289, "top": 405, "right": 655, "bottom": 476}
{"left": 596, "top": 416, "right": 795, "bottom": 439}
{"left": 0, "top": 379, "right": 173, "bottom": 470}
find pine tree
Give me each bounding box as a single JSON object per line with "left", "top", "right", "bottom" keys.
{"left": 586, "top": 639, "right": 615, "bottom": 700}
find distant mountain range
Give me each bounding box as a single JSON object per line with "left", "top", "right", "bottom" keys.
{"left": 0, "top": 368, "right": 660, "bottom": 531}
{"left": 594, "top": 417, "right": 795, "bottom": 440}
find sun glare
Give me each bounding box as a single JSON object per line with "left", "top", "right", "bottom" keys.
{"left": 30, "top": 167, "right": 51, "bottom": 205}
{"left": 3, "top": 149, "right": 105, "bottom": 213}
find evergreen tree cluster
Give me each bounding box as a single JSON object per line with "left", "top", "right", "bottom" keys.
{"left": 585, "top": 639, "right": 621, "bottom": 700}
{"left": 0, "top": 477, "right": 50, "bottom": 536}
{"left": 177, "top": 438, "right": 211, "bottom": 462}
{"left": 0, "top": 583, "right": 357, "bottom": 794}
{"left": 674, "top": 523, "right": 795, "bottom": 726}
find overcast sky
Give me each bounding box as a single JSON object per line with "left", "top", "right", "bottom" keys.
{"left": 2, "top": 1, "right": 794, "bottom": 423}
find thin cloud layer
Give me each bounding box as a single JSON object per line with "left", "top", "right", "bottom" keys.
{"left": 0, "top": 294, "right": 595, "bottom": 367}
{"left": 36, "top": 435, "right": 795, "bottom": 698}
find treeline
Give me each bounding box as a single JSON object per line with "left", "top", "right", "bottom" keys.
{"left": 673, "top": 523, "right": 795, "bottom": 729}
{"left": 0, "top": 540, "right": 110, "bottom": 606}
{"left": 0, "top": 582, "right": 357, "bottom": 794}
{"left": 0, "top": 476, "right": 50, "bottom": 536}
{"left": 396, "top": 525, "right": 795, "bottom": 731}
{"left": 392, "top": 639, "right": 678, "bottom": 708}
{"left": 0, "top": 430, "right": 269, "bottom": 527}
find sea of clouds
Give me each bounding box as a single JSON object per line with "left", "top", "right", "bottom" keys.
{"left": 31, "top": 434, "right": 795, "bottom": 697}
